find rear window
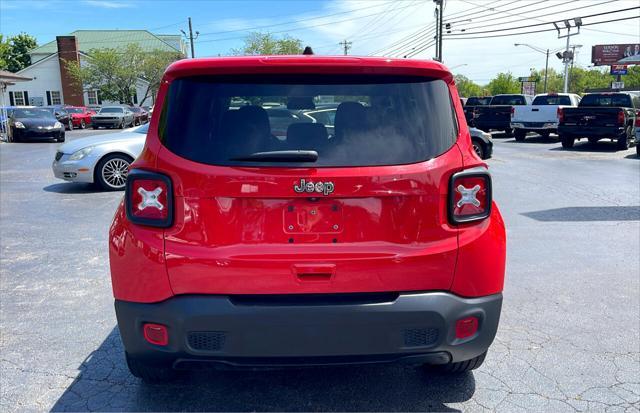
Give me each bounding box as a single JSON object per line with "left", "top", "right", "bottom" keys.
{"left": 466, "top": 97, "right": 492, "bottom": 106}
{"left": 579, "top": 94, "right": 633, "bottom": 107}
{"left": 532, "top": 95, "right": 571, "bottom": 105}
{"left": 490, "top": 95, "right": 526, "bottom": 105}
{"left": 159, "top": 75, "right": 458, "bottom": 167}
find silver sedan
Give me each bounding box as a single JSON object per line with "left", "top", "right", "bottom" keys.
{"left": 52, "top": 124, "right": 147, "bottom": 190}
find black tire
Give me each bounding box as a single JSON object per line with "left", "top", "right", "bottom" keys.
{"left": 126, "top": 353, "right": 179, "bottom": 383}
{"left": 56, "top": 132, "right": 65, "bottom": 143}
{"left": 514, "top": 129, "right": 526, "bottom": 142}
{"left": 560, "top": 135, "right": 574, "bottom": 149}
{"left": 540, "top": 131, "right": 551, "bottom": 139}
{"left": 95, "top": 153, "right": 133, "bottom": 191}
{"left": 134, "top": 118, "right": 140, "bottom": 126}
{"left": 119, "top": 120, "right": 125, "bottom": 129}
{"left": 504, "top": 128, "right": 513, "bottom": 137}
{"left": 617, "top": 128, "right": 630, "bottom": 150}
{"left": 80, "top": 119, "right": 86, "bottom": 129}
{"left": 471, "top": 139, "right": 486, "bottom": 159}
{"left": 428, "top": 351, "right": 487, "bottom": 374}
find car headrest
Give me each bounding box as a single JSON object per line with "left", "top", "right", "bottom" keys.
{"left": 286, "top": 123, "right": 328, "bottom": 150}
{"left": 237, "top": 105, "right": 271, "bottom": 137}
{"left": 334, "top": 101, "right": 366, "bottom": 139}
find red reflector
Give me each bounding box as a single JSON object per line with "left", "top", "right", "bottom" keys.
{"left": 455, "top": 316, "right": 479, "bottom": 339}
{"left": 510, "top": 106, "right": 515, "bottom": 117}
{"left": 143, "top": 323, "right": 168, "bottom": 346}
{"left": 636, "top": 111, "right": 640, "bottom": 127}
{"left": 449, "top": 170, "right": 491, "bottom": 224}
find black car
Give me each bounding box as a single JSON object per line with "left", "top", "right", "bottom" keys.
{"left": 43, "top": 106, "right": 73, "bottom": 130}
{"left": 8, "top": 107, "right": 65, "bottom": 142}
{"left": 473, "top": 94, "right": 533, "bottom": 136}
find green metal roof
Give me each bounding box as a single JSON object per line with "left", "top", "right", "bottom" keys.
{"left": 30, "top": 30, "right": 185, "bottom": 55}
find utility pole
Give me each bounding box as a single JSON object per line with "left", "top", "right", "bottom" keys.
{"left": 553, "top": 18, "right": 582, "bottom": 93}
{"left": 568, "top": 44, "right": 582, "bottom": 92}
{"left": 181, "top": 17, "right": 200, "bottom": 58}
{"left": 433, "top": 0, "right": 444, "bottom": 62}
{"left": 339, "top": 40, "right": 352, "bottom": 55}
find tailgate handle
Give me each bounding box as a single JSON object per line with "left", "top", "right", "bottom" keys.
{"left": 532, "top": 108, "right": 539, "bottom": 111}
{"left": 293, "top": 264, "right": 336, "bottom": 282}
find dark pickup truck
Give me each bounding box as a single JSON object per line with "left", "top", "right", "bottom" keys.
{"left": 463, "top": 96, "right": 492, "bottom": 125}
{"left": 473, "top": 94, "right": 533, "bottom": 136}
{"left": 558, "top": 92, "right": 639, "bottom": 150}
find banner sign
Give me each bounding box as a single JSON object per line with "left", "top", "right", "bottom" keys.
{"left": 592, "top": 44, "right": 640, "bottom": 65}
{"left": 610, "top": 65, "right": 628, "bottom": 75}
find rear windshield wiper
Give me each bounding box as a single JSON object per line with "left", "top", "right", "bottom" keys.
{"left": 230, "top": 150, "right": 318, "bottom": 162}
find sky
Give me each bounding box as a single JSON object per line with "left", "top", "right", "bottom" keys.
{"left": 1, "top": 0, "right": 639, "bottom": 84}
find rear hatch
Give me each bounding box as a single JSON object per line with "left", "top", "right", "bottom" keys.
{"left": 475, "top": 106, "right": 511, "bottom": 123}
{"left": 157, "top": 73, "right": 463, "bottom": 295}
{"left": 562, "top": 108, "right": 621, "bottom": 127}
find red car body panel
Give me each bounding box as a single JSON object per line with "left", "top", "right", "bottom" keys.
{"left": 67, "top": 106, "right": 95, "bottom": 127}
{"left": 109, "top": 56, "right": 505, "bottom": 304}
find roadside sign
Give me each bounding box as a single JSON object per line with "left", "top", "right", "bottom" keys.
{"left": 521, "top": 81, "right": 536, "bottom": 96}
{"left": 592, "top": 44, "right": 640, "bottom": 65}
{"left": 611, "top": 81, "right": 624, "bottom": 89}
{"left": 518, "top": 77, "right": 532, "bottom": 82}
{"left": 610, "top": 65, "right": 628, "bottom": 75}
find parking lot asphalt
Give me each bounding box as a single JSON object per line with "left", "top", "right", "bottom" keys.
{"left": 0, "top": 130, "right": 639, "bottom": 412}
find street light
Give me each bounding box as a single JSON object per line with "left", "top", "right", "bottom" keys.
{"left": 514, "top": 43, "right": 551, "bottom": 93}
{"left": 449, "top": 63, "right": 468, "bottom": 70}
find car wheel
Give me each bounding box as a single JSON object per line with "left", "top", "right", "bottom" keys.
{"left": 95, "top": 153, "right": 133, "bottom": 191}
{"left": 616, "top": 129, "right": 630, "bottom": 150}
{"left": 560, "top": 135, "right": 574, "bottom": 149}
{"left": 514, "top": 129, "right": 526, "bottom": 142}
{"left": 504, "top": 128, "right": 513, "bottom": 137}
{"left": 126, "top": 353, "right": 179, "bottom": 383}
{"left": 56, "top": 132, "right": 65, "bottom": 143}
{"left": 471, "top": 139, "right": 486, "bottom": 159}
{"left": 80, "top": 119, "right": 86, "bottom": 129}
{"left": 134, "top": 118, "right": 140, "bottom": 126}
{"left": 119, "top": 120, "right": 125, "bottom": 129}
{"left": 426, "top": 351, "right": 487, "bottom": 374}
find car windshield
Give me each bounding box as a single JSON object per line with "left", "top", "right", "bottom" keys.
{"left": 100, "top": 107, "right": 124, "bottom": 113}
{"left": 159, "top": 75, "right": 458, "bottom": 167}
{"left": 491, "top": 95, "right": 525, "bottom": 105}
{"left": 134, "top": 123, "right": 149, "bottom": 134}
{"left": 13, "top": 108, "right": 54, "bottom": 118}
{"left": 66, "top": 108, "right": 84, "bottom": 114}
{"left": 579, "top": 94, "right": 633, "bottom": 107}
{"left": 466, "top": 97, "right": 492, "bottom": 106}
{"left": 532, "top": 95, "right": 572, "bottom": 105}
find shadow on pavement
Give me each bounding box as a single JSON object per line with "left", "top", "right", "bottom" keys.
{"left": 51, "top": 328, "right": 476, "bottom": 412}
{"left": 506, "top": 135, "right": 558, "bottom": 144}
{"left": 548, "top": 140, "right": 628, "bottom": 153}
{"left": 43, "top": 183, "right": 106, "bottom": 194}
{"left": 523, "top": 206, "right": 640, "bottom": 222}
{"left": 624, "top": 153, "right": 639, "bottom": 160}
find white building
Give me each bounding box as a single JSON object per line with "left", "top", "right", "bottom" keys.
{"left": 6, "top": 30, "right": 186, "bottom": 108}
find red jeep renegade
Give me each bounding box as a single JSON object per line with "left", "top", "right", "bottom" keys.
{"left": 109, "top": 56, "right": 506, "bottom": 382}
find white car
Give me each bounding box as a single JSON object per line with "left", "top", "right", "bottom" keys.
{"left": 52, "top": 124, "right": 147, "bottom": 190}
{"left": 511, "top": 93, "right": 581, "bottom": 141}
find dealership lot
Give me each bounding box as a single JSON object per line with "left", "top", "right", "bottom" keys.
{"left": 0, "top": 131, "right": 638, "bottom": 412}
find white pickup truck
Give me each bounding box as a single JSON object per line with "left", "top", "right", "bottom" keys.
{"left": 511, "top": 93, "right": 581, "bottom": 141}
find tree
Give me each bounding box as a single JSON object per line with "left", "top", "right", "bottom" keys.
{"left": 232, "top": 32, "right": 303, "bottom": 55}
{"left": 454, "top": 74, "right": 483, "bottom": 97}
{"left": 65, "top": 44, "right": 181, "bottom": 105}
{"left": 0, "top": 33, "right": 37, "bottom": 72}
{"left": 486, "top": 72, "right": 521, "bottom": 95}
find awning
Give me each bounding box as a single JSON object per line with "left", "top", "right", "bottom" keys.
{"left": 0, "top": 70, "right": 32, "bottom": 83}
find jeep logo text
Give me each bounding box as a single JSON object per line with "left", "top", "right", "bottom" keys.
{"left": 293, "top": 179, "right": 335, "bottom": 196}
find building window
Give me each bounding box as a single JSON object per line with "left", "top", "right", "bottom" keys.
{"left": 13, "top": 91, "right": 26, "bottom": 106}
{"left": 87, "top": 90, "right": 98, "bottom": 105}
{"left": 50, "top": 91, "right": 62, "bottom": 105}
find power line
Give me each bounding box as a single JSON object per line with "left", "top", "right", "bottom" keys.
{"left": 195, "top": 2, "right": 421, "bottom": 44}
{"left": 442, "top": 15, "right": 640, "bottom": 40}
{"left": 444, "top": 6, "right": 639, "bottom": 37}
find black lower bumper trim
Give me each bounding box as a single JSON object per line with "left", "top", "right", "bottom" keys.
{"left": 115, "top": 292, "right": 502, "bottom": 369}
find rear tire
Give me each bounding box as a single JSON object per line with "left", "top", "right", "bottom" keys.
{"left": 126, "top": 353, "right": 179, "bottom": 383}
{"left": 428, "top": 351, "right": 487, "bottom": 374}
{"left": 471, "top": 139, "right": 486, "bottom": 159}
{"left": 560, "top": 135, "right": 574, "bottom": 149}
{"left": 617, "top": 129, "right": 630, "bottom": 150}
{"left": 540, "top": 131, "right": 551, "bottom": 139}
{"left": 514, "top": 129, "right": 526, "bottom": 142}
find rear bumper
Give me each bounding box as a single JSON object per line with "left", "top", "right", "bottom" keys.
{"left": 115, "top": 292, "right": 502, "bottom": 369}
{"left": 558, "top": 125, "right": 626, "bottom": 138}
{"left": 511, "top": 122, "right": 557, "bottom": 131}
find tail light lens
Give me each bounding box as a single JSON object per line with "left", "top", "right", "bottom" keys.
{"left": 617, "top": 110, "right": 625, "bottom": 125}
{"left": 448, "top": 167, "right": 492, "bottom": 224}
{"left": 125, "top": 169, "right": 173, "bottom": 227}
{"left": 636, "top": 111, "right": 640, "bottom": 127}
{"left": 510, "top": 106, "right": 515, "bottom": 118}
{"left": 455, "top": 316, "right": 479, "bottom": 339}
{"left": 557, "top": 107, "right": 564, "bottom": 123}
